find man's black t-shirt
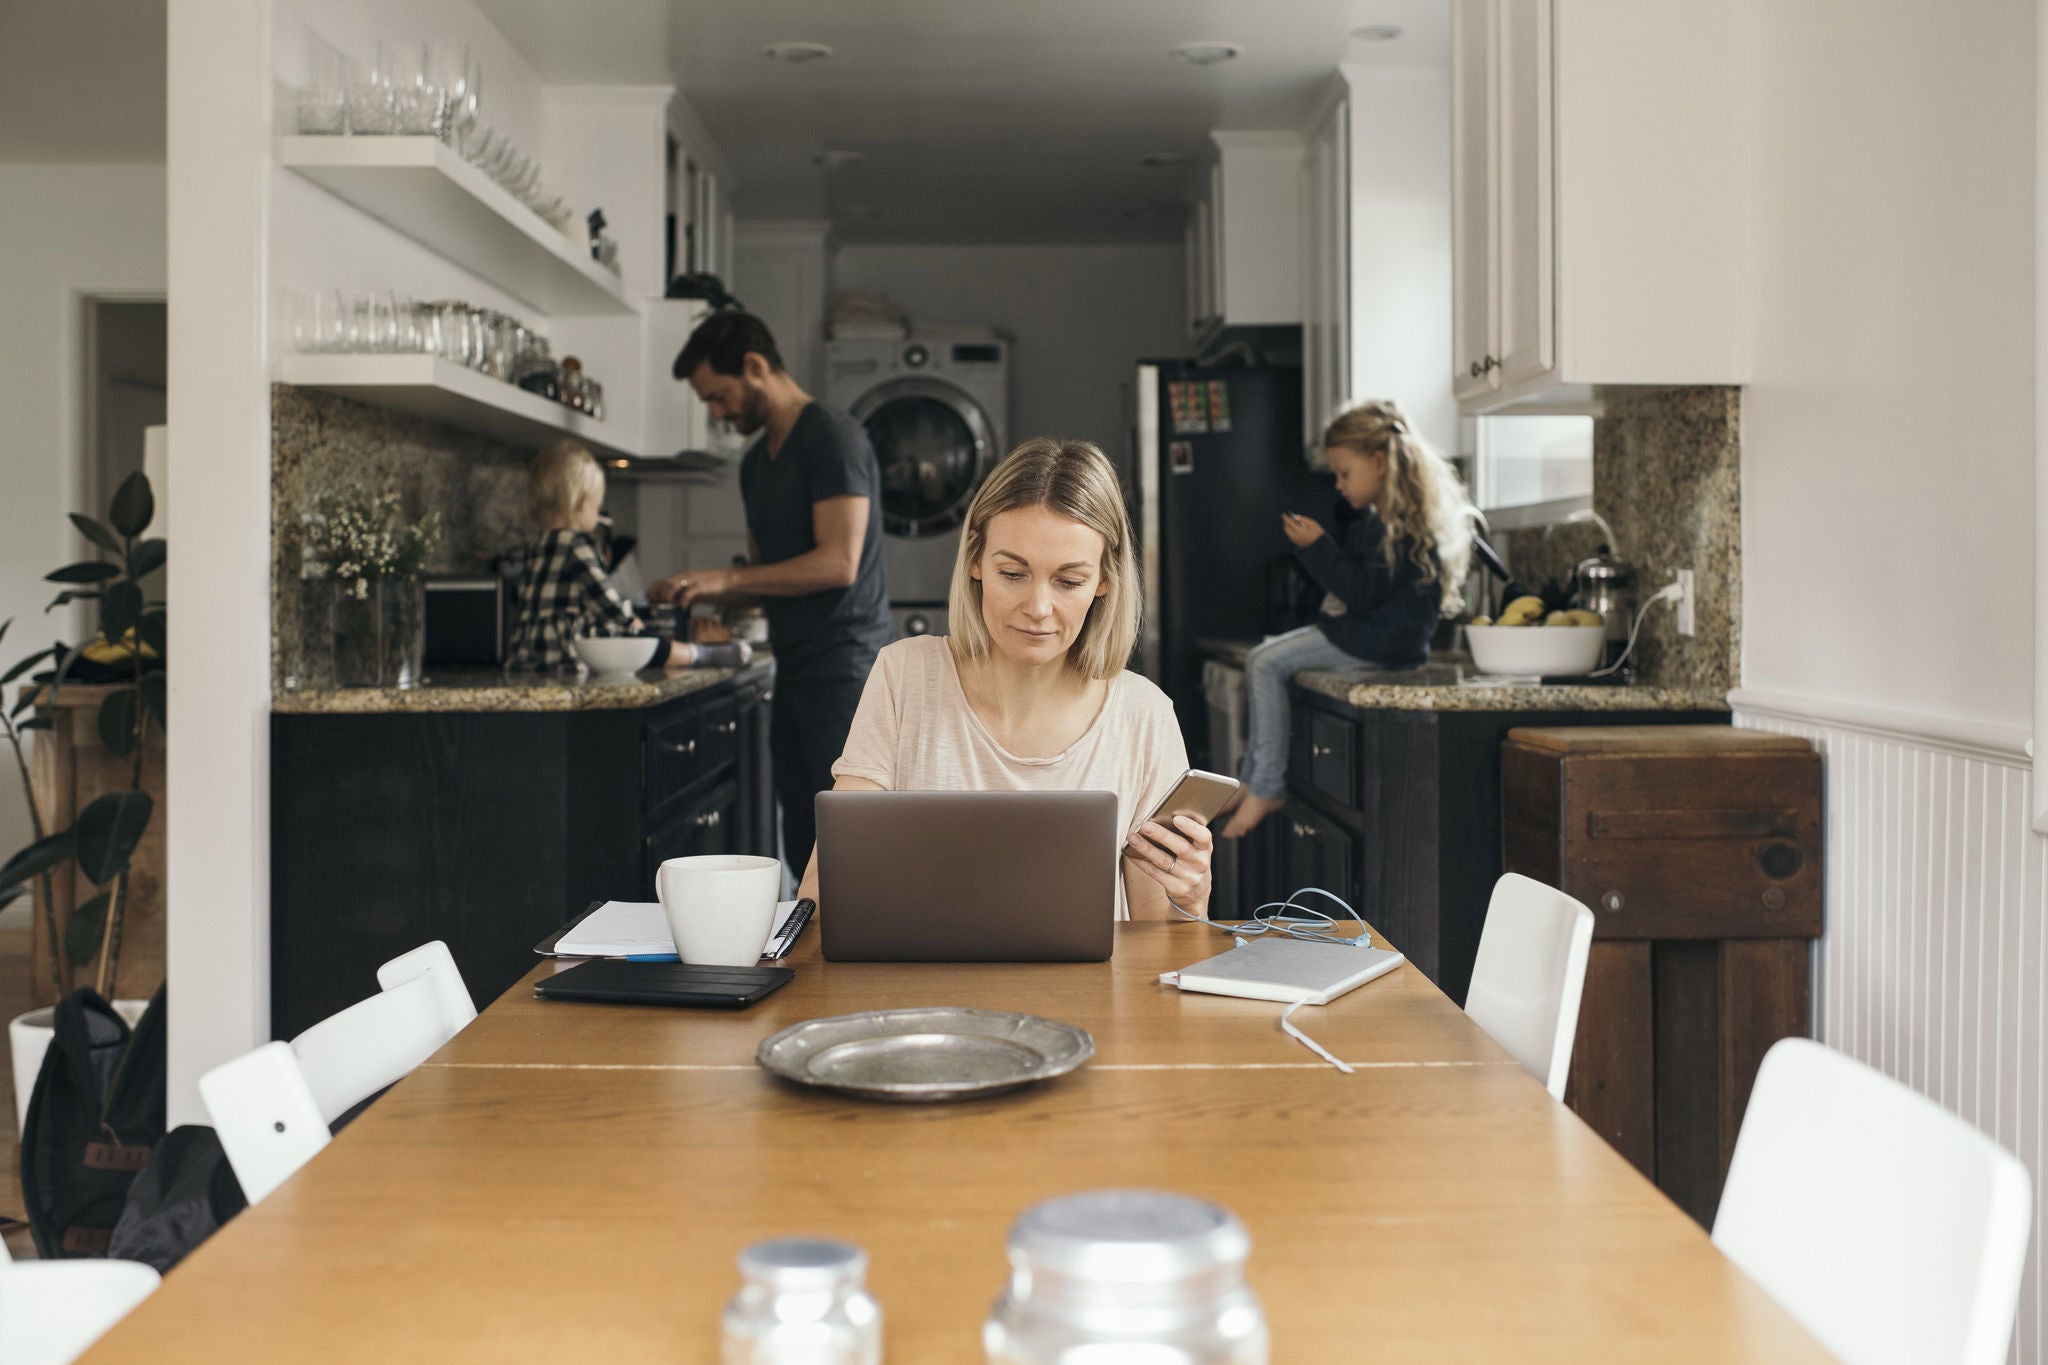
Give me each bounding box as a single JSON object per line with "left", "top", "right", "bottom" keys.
{"left": 738, "top": 402, "right": 891, "bottom": 682}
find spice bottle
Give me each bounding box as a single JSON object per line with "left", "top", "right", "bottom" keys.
{"left": 722, "top": 1237, "right": 882, "bottom": 1365}
{"left": 983, "top": 1190, "right": 1267, "bottom": 1364}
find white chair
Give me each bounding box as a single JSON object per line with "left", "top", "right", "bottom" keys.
{"left": 200, "top": 940, "right": 475, "bottom": 1205}
{"left": 0, "top": 1259, "right": 162, "bottom": 1365}
{"left": 1713, "top": 1037, "right": 2033, "bottom": 1365}
{"left": 1462, "top": 873, "right": 1594, "bottom": 1098}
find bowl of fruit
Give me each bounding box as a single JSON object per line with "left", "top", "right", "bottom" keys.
{"left": 1464, "top": 596, "right": 1606, "bottom": 676}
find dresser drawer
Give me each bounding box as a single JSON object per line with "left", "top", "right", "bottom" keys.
{"left": 1290, "top": 701, "right": 1359, "bottom": 810}
{"left": 644, "top": 695, "right": 743, "bottom": 820}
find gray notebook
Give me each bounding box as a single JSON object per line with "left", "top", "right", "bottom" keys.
{"left": 1161, "top": 936, "right": 1405, "bottom": 1005}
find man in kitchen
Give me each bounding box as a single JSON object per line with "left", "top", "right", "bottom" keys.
{"left": 650, "top": 311, "right": 891, "bottom": 876}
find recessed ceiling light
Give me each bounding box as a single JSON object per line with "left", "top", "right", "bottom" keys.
{"left": 1350, "top": 24, "right": 1404, "bottom": 42}
{"left": 763, "top": 42, "right": 833, "bottom": 64}
{"left": 1139, "top": 152, "right": 1190, "bottom": 168}
{"left": 813, "top": 149, "right": 866, "bottom": 168}
{"left": 1171, "top": 41, "right": 1242, "bottom": 66}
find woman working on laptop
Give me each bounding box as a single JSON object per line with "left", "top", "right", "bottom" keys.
{"left": 798, "top": 437, "right": 1211, "bottom": 921}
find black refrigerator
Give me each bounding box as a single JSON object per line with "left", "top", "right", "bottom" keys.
{"left": 1133, "top": 361, "right": 1337, "bottom": 766}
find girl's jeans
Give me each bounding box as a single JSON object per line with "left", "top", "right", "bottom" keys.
{"left": 1238, "top": 625, "right": 1376, "bottom": 800}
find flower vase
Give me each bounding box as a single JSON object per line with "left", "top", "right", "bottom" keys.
{"left": 330, "top": 578, "right": 423, "bottom": 687}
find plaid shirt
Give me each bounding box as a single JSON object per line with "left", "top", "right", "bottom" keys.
{"left": 504, "top": 528, "right": 638, "bottom": 670}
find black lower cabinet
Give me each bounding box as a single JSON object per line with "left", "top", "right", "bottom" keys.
{"left": 270, "top": 666, "right": 772, "bottom": 1038}
{"left": 1278, "top": 686, "right": 1728, "bottom": 1004}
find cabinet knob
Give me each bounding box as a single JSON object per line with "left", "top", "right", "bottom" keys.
{"left": 716, "top": 720, "right": 739, "bottom": 735}
{"left": 693, "top": 810, "right": 722, "bottom": 829}
{"left": 1601, "top": 891, "right": 1624, "bottom": 914}
{"left": 1470, "top": 359, "right": 1483, "bottom": 378}
{"left": 664, "top": 738, "right": 697, "bottom": 757}
{"left": 1761, "top": 886, "right": 1786, "bottom": 911}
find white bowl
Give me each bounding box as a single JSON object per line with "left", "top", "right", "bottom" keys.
{"left": 1464, "top": 624, "right": 1606, "bottom": 677}
{"left": 572, "top": 636, "right": 659, "bottom": 677}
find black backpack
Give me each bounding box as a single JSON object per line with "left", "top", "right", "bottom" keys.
{"left": 21, "top": 985, "right": 167, "bottom": 1257}
{"left": 107, "top": 1123, "right": 247, "bottom": 1271}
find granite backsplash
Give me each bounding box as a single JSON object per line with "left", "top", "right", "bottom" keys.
{"left": 1495, "top": 386, "right": 1740, "bottom": 693}
{"left": 272, "top": 384, "right": 534, "bottom": 689}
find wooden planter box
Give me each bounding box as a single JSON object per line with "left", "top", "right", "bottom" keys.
{"left": 21, "top": 684, "right": 165, "bottom": 1008}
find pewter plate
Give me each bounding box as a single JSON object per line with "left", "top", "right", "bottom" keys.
{"left": 756, "top": 1008, "right": 1095, "bottom": 1102}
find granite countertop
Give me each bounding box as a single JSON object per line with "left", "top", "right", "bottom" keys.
{"left": 1194, "top": 637, "right": 1729, "bottom": 714}
{"left": 273, "top": 658, "right": 773, "bottom": 714}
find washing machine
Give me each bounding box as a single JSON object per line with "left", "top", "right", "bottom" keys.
{"left": 824, "top": 328, "right": 1009, "bottom": 637}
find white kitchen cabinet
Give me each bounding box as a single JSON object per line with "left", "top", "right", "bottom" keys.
{"left": 1187, "top": 131, "right": 1304, "bottom": 338}
{"left": 1452, "top": 0, "right": 1743, "bottom": 412}
{"left": 1300, "top": 92, "right": 1348, "bottom": 464}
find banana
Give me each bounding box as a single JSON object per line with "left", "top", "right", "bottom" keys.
{"left": 1565, "top": 609, "right": 1604, "bottom": 628}
{"left": 1497, "top": 595, "right": 1547, "bottom": 626}
{"left": 1470, "top": 615, "right": 1493, "bottom": 627}
{"left": 1543, "top": 610, "right": 1571, "bottom": 626}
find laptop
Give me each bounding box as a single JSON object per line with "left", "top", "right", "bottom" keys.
{"left": 815, "top": 790, "right": 1119, "bottom": 962}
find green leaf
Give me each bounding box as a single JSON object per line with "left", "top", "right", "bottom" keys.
{"left": 73, "top": 789, "right": 152, "bottom": 887}
{"left": 0, "top": 618, "right": 9, "bottom": 650}
{"left": 100, "top": 582, "right": 143, "bottom": 643}
{"left": 16, "top": 716, "right": 51, "bottom": 732}
{"left": 127, "top": 538, "right": 166, "bottom": 580}
{"left": 46, "top": 561, "right": 120, "bottom": 584}
{"left": 46, "top": 589, "right": 103, "bottom": 611}
{"left": 64, "top": 891, "right": 110, "bottom": 969}
{"left": 0, "top": 881, "right": 23, "bottom": 911}
{"left": 98, "top": 687, "right": 140, "bottom": 757}
{"left": 137, "top": 610, "right": 166, "bottom": 658}
{"left": 10, "top": 688, "right": 38, "bottom": 720}
{"left": 0, "top": 829, "right": 75, "bottom": 896}
{"left": 1, "top": 646, "right": 55, "bottom": 686}
{"left": 70, "top": 514, "right": 124, "bottom": 556}
{"left": 139, "top": 669, "right": 166, "bottom": 732}
{"left": 108, "top": 471, "right": 154, "bottom": 538}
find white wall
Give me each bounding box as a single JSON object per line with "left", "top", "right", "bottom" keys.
{"left": 830, "top": 243, "right": 1189, "bottom": 479}
{"left": 1347, "top": 69, "right": 1457, "bottom": 463}
{"left": 1740, "top": 0, "right": 2034, "bottom": 729}
{"left": 0, "top": 162, "right": 168, "bottom": 877}
{"left": 1736, "top": 2, "right": 2044, "bottom": 1358}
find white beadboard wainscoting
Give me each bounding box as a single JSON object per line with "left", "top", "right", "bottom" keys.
{"left": 1730, "top": 689, "right": 2044, "bottom": 1364}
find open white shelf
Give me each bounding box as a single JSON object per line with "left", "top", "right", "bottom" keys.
{"left": 280, "top": 353, "right": 645, "bottom": 460}
{"left": 279, "top": 135, "right": 634, "bottom": 317}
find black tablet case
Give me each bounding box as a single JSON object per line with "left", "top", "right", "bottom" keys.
{"left": 534, "top": 960, "right": 794, "bottom": 1009}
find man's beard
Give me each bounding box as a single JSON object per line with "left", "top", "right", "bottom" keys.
{"left": 728, "top": 384, "right": 770, "bottom": 436}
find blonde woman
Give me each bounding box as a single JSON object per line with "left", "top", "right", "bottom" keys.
{"left": 800, "top": 437, "right": 1210, "bottom": 921}
{"left": 1220, "top": 401, "right": 1479, "bottom": 839}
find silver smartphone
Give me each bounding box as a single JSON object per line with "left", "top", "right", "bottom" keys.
{"left": 1143, "top": 768, "right": 1242, "bottom": 828}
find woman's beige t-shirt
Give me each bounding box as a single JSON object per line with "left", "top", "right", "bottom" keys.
{"left": 830, "top": 634, "right": 1189, "bottom": 920}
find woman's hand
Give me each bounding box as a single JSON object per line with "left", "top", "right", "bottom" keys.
{"left": 1125, "top": 814, "right": 1214, "bottom": 914}
{"left": 1281, "top": 512, "right": 1326, "bottom": 548}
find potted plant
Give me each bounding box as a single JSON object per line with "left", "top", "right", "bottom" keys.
{"left": 1, "top": 471, "right": 166, "bottom": 1130}
{"left": 300, "top": 490, "right": 441, "bottom": 687}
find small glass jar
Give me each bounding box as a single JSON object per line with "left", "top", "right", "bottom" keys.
{"left": 722, "top": 1238, "right": 882, "bottom": 1365}
{"left": 984, "top": 1190, "right": 1268, "bottom": 1365}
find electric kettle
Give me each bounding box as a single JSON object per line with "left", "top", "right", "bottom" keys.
{"left": 1563, "top": 511, "right": 1636, "bottom": 671}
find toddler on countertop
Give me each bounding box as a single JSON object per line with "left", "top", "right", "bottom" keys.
{"left": 505, "top": 439, "right": 751, "bottom": 674}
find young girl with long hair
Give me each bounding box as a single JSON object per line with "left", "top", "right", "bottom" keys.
{"left": 1220, "top": 401, "right": 1479, "bottom": 838}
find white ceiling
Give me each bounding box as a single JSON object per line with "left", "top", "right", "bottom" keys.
{"left": 482, "top": 0, "right": 1450, "bottom": 244}
{"left": 0, "top": 0, "right": 166, "bottom": 162}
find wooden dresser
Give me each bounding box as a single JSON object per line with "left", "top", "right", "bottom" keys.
{"left": 1502, "top": 725, "right": 1822, "bottom": 1226}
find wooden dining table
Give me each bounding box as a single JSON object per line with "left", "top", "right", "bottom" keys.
{"left": 80, "top": 923, "right": 1828, "bottom": 1362}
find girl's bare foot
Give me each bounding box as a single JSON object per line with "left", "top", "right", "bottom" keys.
{"left": 1220, "top": 792, "right": 1284, "bottom": 840}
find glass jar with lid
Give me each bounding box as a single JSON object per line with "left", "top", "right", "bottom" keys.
{"left": 984, "top": 1189, "right": 1268, "bottom": 1365}
{"left": 722, "top": 1237, "right": 882, "bottom": 1365}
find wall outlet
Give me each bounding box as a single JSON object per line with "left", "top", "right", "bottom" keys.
{"left": 1675, "top": 568, "right": 1696, "bottom": 638}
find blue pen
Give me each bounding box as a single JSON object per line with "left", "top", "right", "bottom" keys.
{"left": 623, "top": 952, "right": 680, "bottom": 962}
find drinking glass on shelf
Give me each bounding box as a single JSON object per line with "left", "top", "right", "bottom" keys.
{"left": 344, "top": 43, "right": 397, "bottom": 134}
{"left": 452, "top": 59, "right": 482, "bottom": 154}
{"left": 388, "top": 43, "right": 440, "bottom": 136}
{"left": 289, "top": 289, "right": 346, "bottom": 352}
{"left": 297, "top": 36, "right": 351, "bottom": 134}
{"left": 425, "top": 42, "right": 469, "bottom": 142}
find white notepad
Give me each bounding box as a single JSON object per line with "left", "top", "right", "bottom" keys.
{"left": 552, "top": 900, "right": 804, "bottom": 958}
{"left": 1161, "top": 936, "right": 1405, "bottom": 1005}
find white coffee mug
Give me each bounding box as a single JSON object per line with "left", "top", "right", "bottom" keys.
{"left": 655, "top": 854, "right": 781, "bottom": 967}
